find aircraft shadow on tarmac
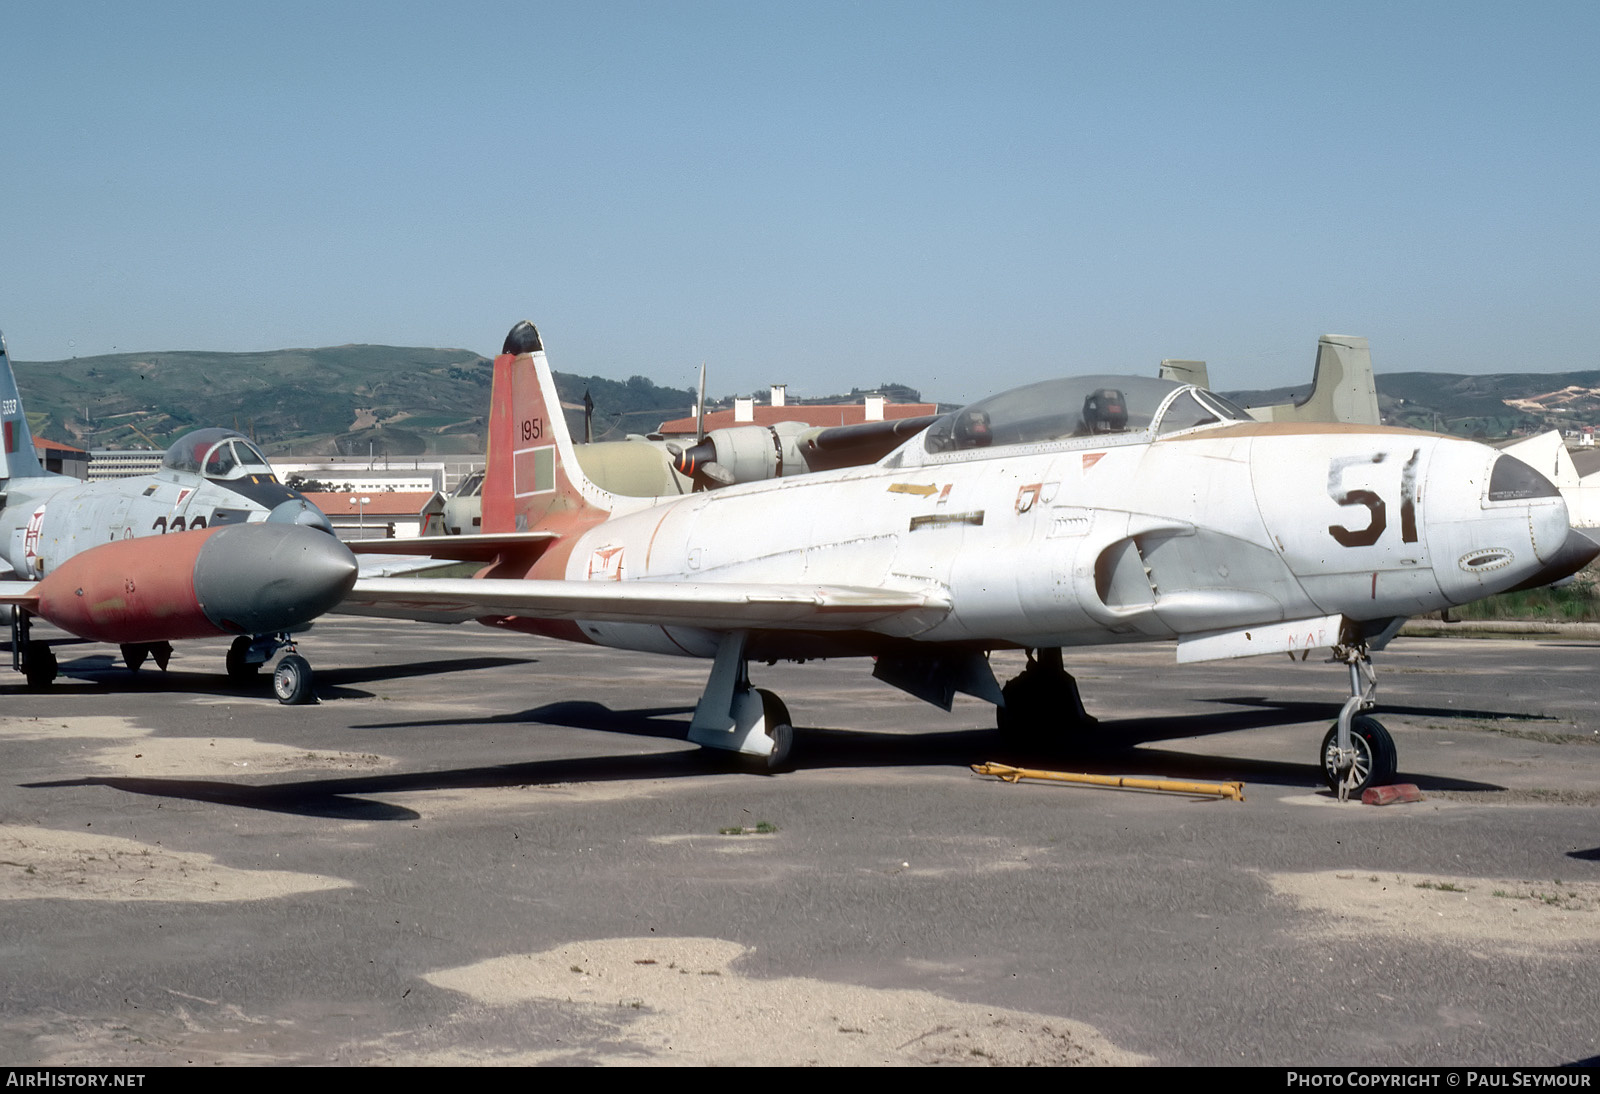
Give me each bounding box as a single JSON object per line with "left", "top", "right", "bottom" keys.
{"left": 25, "top": 748, "right": 727, "bottom": 822}
{"left": 24, "top": 695, "right": 1511, "bottom": 818}
{"left": 0, "top": 652, "right": 537, "bottom": 701}
{"left": 1191, "top": 695, "right": 1559, "bottom": 732}
{"left": 358, "top": 700, "right": 701, "bottom": 741}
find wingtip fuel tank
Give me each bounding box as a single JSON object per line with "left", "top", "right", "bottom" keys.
{"left": 33, "top": 523, "right": 356, "bottom": 645}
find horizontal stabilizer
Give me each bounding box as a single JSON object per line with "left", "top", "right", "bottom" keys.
{"left": 340, "top": 577, "right": 951, "bottom": 631}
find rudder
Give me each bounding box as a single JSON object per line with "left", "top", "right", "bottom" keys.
{"left": 481, "top": 320, "right": 615, "bottom": 535}
{"left": 0, "top": 332, "right": 46, "bottom": 480}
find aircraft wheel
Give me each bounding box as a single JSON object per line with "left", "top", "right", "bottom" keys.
{"left": 995, "top": 687, "right": 1027, "bottom": 739}
{"left": 746, "top": 688, "right": 795, "bottom": 774}
{"left": 121, "top": 644, "right": 149, "bottom": 673}
{"left": 227, "top": 637, "right": 260, "bottom": 679}
{"left": 1320, "top": 715, "right": 1397, "bottom": 794}
{"left": 996, "top": 675, "right": 1060, "bottom": 746}
{"left": 272, "top": 654, "right": 315, "bottom": 705}
{"left": 24, "top": 642, "right": 57, "bottom": 689}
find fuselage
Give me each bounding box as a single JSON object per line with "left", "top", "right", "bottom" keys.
{"left": 498, "top": 377, "right": 1571, "bottom": 661}
{"left": 1, "top": 429, "right": 326, "bottom": 580}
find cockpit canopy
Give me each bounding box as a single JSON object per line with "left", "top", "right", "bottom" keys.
{"left": 162, "top": 428, "right": 276, "bottom": 481}
{"left": 919, "top": 375, "right": 1254, "bottom": 457}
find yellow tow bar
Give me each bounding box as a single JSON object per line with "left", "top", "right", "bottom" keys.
{"left": 971, "top": 762, "right": 1245, "bottom": 802}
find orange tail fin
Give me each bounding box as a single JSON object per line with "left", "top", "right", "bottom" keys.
{"left": 481, "top": 321, "right": 615, "bottom": 536}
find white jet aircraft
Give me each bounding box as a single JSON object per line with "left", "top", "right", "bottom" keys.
{"left": 342, "top": 321, "right": 1595, "bottom": 794}
{"left": 0, "top": 332, "right": 357, "bottom": 700}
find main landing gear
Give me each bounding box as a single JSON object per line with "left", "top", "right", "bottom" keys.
{"left": 1321, "top": 642, "right": 1397, "bottom": 799}
{"left": 229, "top": 634, "right": 317, "bottom": 705}
{"left": 8, "top": 613, "right": 317, "bottom": 704}
{"left": 11, "top": 610, "right": 56, "bottom": 690}
{"left": 995, "top": 647, "right": 1097, "bottom": 750}
{"left": 687, "top": 631, "right": 794, "bottom": 773}
{"left": 993, "top": 641, "right": 1399, "bottom": 800}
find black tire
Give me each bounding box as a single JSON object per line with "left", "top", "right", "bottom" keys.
{"left": 24, "top": 641, "right": 57, "bottom": 689}
{"left": 1320, "top": 715, "right": 1398, "bottom": 794}
{"left": 227, "top": 637, "right": 260, "bottom": 679}
{"left": 996, "top": 675, "right": 1041, "bottom": 743}
{"left": 753, "top": 688, "right": 794, "bottom": 773}
{"left": 997, "top": 674, "right": 1100, "bottom": 749}
{"left": 121, "top": 644, "right": 148, "bottom": 673}
{"left": 272, "top": 654, "right": 314, "bottom": 705}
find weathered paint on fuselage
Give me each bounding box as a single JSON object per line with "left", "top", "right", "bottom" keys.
{"left": 0, "top": 466, "right": 304, "bottom": 580}
{"left": 496, "top": 420, "right": 1567, "bottom": 661}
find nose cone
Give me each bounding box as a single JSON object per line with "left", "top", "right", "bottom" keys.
{"left": 1426, "top": 447, "right": 1579, "bottom": 604}
{"left": 267, "top": 496, "right": 336, "bottom": 534}
{"left": 1501, "top": 525, "right": 1600, "bottom": 593}
{"left": 193, "top": 523, "right": 358, "bottom": 635}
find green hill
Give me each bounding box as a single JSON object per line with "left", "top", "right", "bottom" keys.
{"left": 1225, "top": 369, "right": 1600, "bottom": 440}
{"left": 14, "top": 347, "right": 695, "bottom": 458}
{"left": 17, "top": 342, "right": 1600, "bottom": 458}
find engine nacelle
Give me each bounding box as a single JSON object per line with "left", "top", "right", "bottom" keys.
{"left": 671, "top": 422, "right": 815, "bottom": 487}
{"left": 669, "top": 415, "right": 942, "bottom": 488}
{"left": 707, "top": 422, "right": 812, "bottom": 482}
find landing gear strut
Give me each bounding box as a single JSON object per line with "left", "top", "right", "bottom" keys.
{"left": 231, "top": 633, "right": 316, "bottom": 704}
{"left": 687, "top": 630, "right": 794, "bottom": 773}
{"left": 996, "top": 647, "right": 1097, "bottom": 748}
{"left": 1322, "top": 642, "right": 1397, "bottom": 798}
{"left": 11, "top": 610, "right": 56, "bottom": 689}
{"left": 226, "top": 636, "right": 262, "bottom": 679}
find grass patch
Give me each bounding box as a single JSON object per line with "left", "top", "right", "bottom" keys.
{"left": 1489, "top": 883, "right": 1593, "bottom": 911}
{"left": 718, "top": 820, "right": 779, "bottom": 836}
{"left": 1444, "top": 569, "right": 1600, "bottom": 622}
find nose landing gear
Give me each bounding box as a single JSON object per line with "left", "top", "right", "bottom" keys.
{"left": 1323, "top": 642, "right": 1397, "bottom": 798}
{"left": 229, "top": 633, "right": 318, "bottom": 705}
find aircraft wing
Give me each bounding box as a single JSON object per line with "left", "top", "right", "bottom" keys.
{"left": 0, "top": 581, "right": 41, "bottom": 608}
{"left": 340, "top": 576, "right": 950, "bottom": 632}
{"left": 345, "top": 531, "right": 558, "bottom": 562}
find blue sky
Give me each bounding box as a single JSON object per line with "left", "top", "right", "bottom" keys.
{"left": 4, "top": 1, "right": 1596, "bottom": 402}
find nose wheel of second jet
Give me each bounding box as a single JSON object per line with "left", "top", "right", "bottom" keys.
{"left": 272, "top": 653, "right": 315, "bottom": 705}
